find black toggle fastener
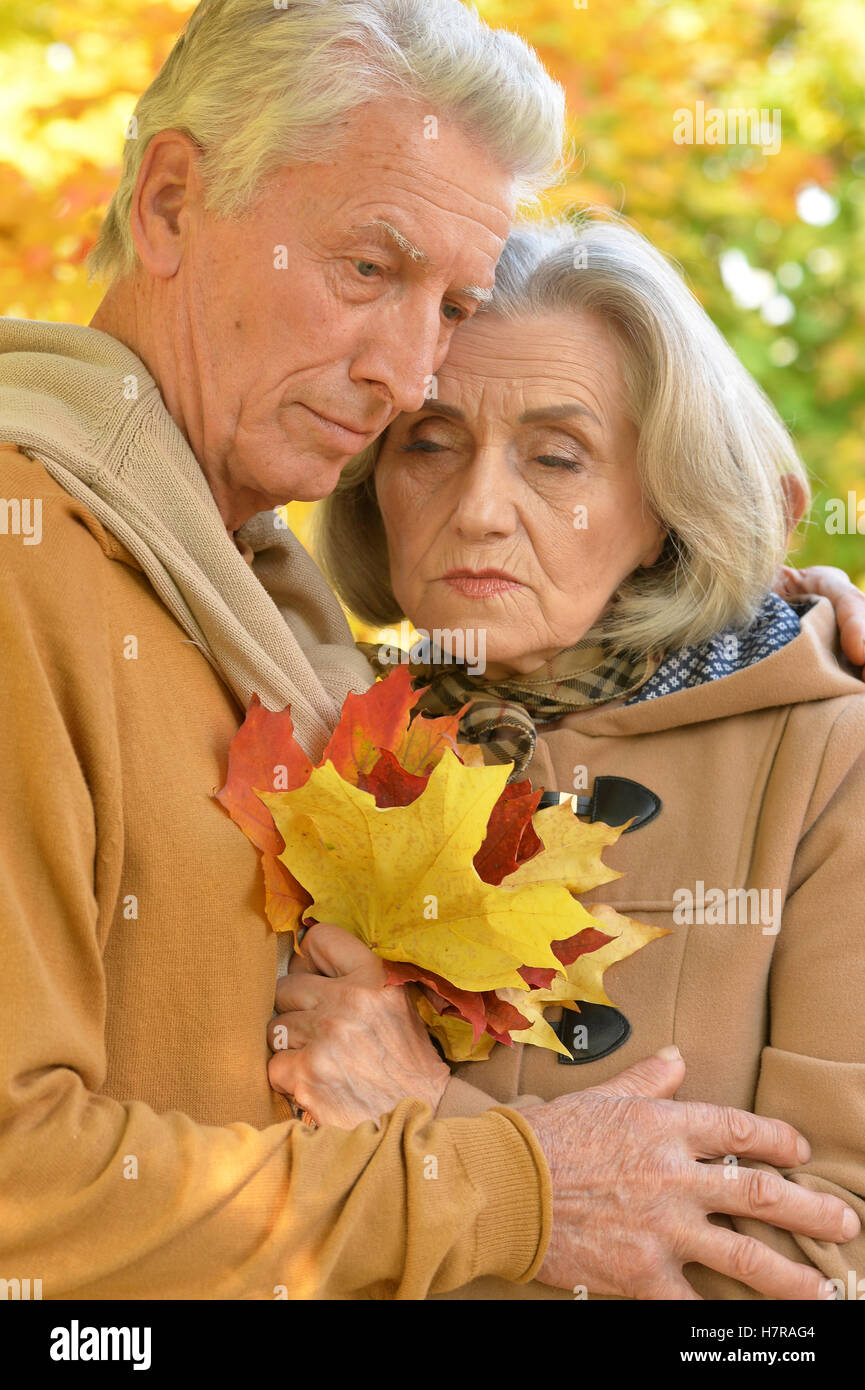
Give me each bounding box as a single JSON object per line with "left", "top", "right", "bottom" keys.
{"left": 536, "top": 776, "right": 661, "bottom": 833}
{"left": 556, "top": 1001, "right": 632, "bottom": 1064}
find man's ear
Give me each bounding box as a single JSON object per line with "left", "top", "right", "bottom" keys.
{"left": 130, "top": 129, "right": 203, "bottom": 279}
{"left": 780, "top": 472, "right": 809, "bottom": 545}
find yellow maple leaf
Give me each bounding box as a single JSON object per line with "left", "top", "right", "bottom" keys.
{"left": 501, "top": 802, "right": 625, "bottom": 895}
{"left": 413, "top": 991, "right": 496, "bottom": 1063}
{"left": 495, "top": 984, "right": 575, "bottom": 1058}
{"left": 259, "top": 750, "right": 601, "bottom": 993}
{"left": 558, "top": 902, "right": 671, "bottom": 1008}
{"left": 497, "top": 903, "right": 672, "bottom": 1057}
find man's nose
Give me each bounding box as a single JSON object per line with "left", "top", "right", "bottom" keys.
{"left": 350, "top": 301, "right": 447, "bottom": 414}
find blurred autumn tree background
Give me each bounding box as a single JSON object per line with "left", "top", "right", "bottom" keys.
{"left": 1, "top": 0, "right": 863, "bottom": 585}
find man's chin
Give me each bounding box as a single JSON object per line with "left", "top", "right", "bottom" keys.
{"left": 265, "top": 441, "right": 354, "bottom": 503}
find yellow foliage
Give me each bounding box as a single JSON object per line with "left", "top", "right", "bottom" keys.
{"left": 261, "top": 751, "right": 602, "bottom": 993}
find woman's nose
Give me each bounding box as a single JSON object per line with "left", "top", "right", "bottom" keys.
{"left": 451, "top": 450, "right": 518, "bottom": 540}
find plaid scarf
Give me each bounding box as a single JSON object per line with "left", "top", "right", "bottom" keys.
{"left": 358, "top": 636, "right": 663, "bottom": 781}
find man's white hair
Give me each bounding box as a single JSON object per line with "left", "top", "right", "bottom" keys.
{"left": 87, "top": 0, "right": 567, "bottom": 284}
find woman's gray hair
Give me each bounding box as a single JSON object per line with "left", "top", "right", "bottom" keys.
{"left": 316, "top": 209, "right": 810, "bottom": 658}
{"left": 87, "top": 0, "right": 567, "bottom": 285}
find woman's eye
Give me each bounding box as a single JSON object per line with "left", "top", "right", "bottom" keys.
{"left": 536, "top": 454, "right": 583, "bottom": 472}
{"left": 401, "top": 439, "right": 446, "bottom": 453}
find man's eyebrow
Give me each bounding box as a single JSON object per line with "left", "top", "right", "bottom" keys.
{"left": 347, "top": 220, "right": 494, "bottom": 306}
{"left": 518, "top": 403, "right": 601, "bottom": 428}
{"left": 349, "top": 219, "right": 429, "bottom": 264}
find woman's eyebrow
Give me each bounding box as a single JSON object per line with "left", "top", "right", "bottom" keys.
{"left": 412, "top": 402, "right": 466, "bottom": 421}
{"left": 519, "top": 403, "right": 601, "bottom": 427}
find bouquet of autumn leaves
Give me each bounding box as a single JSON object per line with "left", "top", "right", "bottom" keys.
{"left": 216, "top": 668, "right": 666, "bottom": 1063}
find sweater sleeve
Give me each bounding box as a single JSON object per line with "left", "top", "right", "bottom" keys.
{"left": 437, "top": 1076, "right": 545, "bottom": 1119}
{"left": 0, "top": 475, "right": 551, "bottom": 1300}
{"left": 687, "top": 700, "right": 865, "bottom": 1301}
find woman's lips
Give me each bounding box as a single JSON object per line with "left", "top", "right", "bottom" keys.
{"left": 441, "top": 568, "right": 523, "bottom": 598}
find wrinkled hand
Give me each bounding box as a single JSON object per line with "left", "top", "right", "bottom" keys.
{"left": 267, "top": 922, "right": 450, "bottom": 1129}
{"left": 524, "top": 1048, "right": 860, "bottom": 1300}
{"left": 775, "top": 564, "right": 865, "bottom": 671}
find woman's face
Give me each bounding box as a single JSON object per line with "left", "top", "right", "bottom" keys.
{"left": 373, "top": 309, "right": 666, "bottom": 677}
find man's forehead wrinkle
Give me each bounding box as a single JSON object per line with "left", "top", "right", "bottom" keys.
{"left": 338, "top": 166, "right": 513, "bottom": 245}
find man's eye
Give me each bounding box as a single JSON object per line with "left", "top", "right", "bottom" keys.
{"left": 353, "top": 260, "right": 382, "bottom": 278}
{"left": 401, "top": 439, "right": 446, "bottom": 453}
{"left": 442, "top": 303, "right": 467, "bottom": 323}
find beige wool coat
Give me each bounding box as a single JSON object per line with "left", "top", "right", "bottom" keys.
{"left": 434, "top": 597, "right": 865, "bottom": 1300}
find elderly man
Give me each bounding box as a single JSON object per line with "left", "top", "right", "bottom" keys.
{"left": 0, "top": 0, "right": 861, "bottom": 1301}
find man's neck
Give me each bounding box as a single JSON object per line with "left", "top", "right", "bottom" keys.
{"left": 90, "top": 282, "right": 248, "bottom": 538}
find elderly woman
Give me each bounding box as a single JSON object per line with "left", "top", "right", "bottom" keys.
{"left": 273, "top": 211, "right": 865, "bottom": 1301}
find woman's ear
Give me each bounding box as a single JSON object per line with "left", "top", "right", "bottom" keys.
{"left": 639, "top": 526, "right": 669, "bottom": 569}
{"left": 780, "top": 472, "right": 809, "bottom": 544}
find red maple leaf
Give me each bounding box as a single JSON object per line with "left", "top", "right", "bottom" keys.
{"left": 356, "top": 747, "right": 429, "bottom": 808}
{"left": 386, "top": 960, "right": 531, "bottom": 1046}
{"left": 319, "top": 665, "right": 421, "bottom": 783}
{"left": 473, "top": 779, "right": 543, "bottom": 885}
{"left": 215, "top": 693, "right": 311, "bottom": 854}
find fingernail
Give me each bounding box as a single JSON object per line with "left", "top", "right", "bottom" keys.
{"left": 796, "top": 1137, "right": 810, "bottom": 1163}
{"left": 842, "top": 1208, "right": 860, "bottom": 1238}
{"left": 656, "top": 1044, "right": 681, "bottom": 1061}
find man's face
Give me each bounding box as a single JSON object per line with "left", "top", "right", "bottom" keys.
{"left": 172, "top": 97, "right": 516, "bottom": 527}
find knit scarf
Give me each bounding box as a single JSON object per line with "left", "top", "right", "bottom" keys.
{"left": 0, "top": 318, "right": 375, "bottom": 760}
{"left": 359, "top": 635, "right": 663, "bottom": 780}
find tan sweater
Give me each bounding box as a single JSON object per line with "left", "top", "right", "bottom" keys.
{"left": 434, "top": 597, "right": 865, "bottom": 1299}
{"left": 0, "top": 442, "right": 550, "bottom": 1299}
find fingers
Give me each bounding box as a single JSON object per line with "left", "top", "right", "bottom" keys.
{"left": 698, "top": 1163, "right": 859, "bottom": 1244}
{"left": 687, "top": 1224, "right": 836, "bottom": 1301}
{"left": 594, "top": 1047, "right": 686, "bottom": 1100}
{"left": 298, "top": 921, "right": 387, "bottom": 981}
{"left": 786, "top": 564, "right": 865, "bottom": 668}
{"left": 267, "top": 1011, "right": 312, "bottom": 1051}
{"left": 810, "top": 567, "right": 865, "bottom": 669}
{"left": 684, "top": 1102, "right": 809, "bottom": 1169}
{"left": 274, "top": 971, "right": 331, "bottom": 1014}
{"left": 267, "top": 1045, "right": 303, "bottom": 1099}
{"left": 287, "top": 945, "right": 316, "bottom": 976}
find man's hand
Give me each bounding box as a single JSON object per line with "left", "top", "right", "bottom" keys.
{"left": 775, "top": 564, "right": 865, "bottom": 671}
{"left": 267, "top": 923, "right": 450, "bottom": 1129}
{"left": 524, "top": 1048, "right": 860, "bottom": 1301}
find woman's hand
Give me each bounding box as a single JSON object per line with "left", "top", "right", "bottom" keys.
{"left": 775, "top": 564, "right": 865, "bottom": 671}
{"left": 267, "top": 922, "right": 450, "bottom": 1129}
{"left": 525, "top": 1050, "right": 859, "bottom": 1301}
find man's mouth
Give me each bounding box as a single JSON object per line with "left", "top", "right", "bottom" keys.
{"left": 297, "top": 404, "right": 381, "bottom": 451}
{"left": 440, "top": 567, "right": 523, "bottom": 598}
